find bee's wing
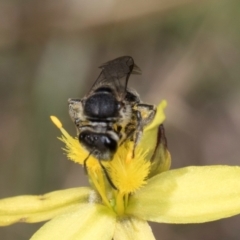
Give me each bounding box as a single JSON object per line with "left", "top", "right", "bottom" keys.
{"left": 89, "top": 56, "right": 141, "bottom": 100}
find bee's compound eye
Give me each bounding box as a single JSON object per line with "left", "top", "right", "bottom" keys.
{"left": 103, "top": 136, "right": 117, "bottom": 152}
{"left": 79, "top": 132, "right": 94, "bottom": 144}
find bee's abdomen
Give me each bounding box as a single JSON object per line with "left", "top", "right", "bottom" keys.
{"left": 84, "top": 92, "right": 119, "bottom": 119}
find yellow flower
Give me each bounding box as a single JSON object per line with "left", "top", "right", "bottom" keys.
{"left": 1, "top": 100, "right": 240, "bottom": 240}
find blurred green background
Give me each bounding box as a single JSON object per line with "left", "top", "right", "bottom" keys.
{"left": 1, "top": 0, "right": 240, "bottom": 239}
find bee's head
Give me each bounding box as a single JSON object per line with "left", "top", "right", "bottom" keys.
{"left": 79, "top": 130, "right": 118, "bottom": 160}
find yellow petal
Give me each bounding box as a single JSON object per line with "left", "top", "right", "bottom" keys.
{"left": 0, "top": 187, "right": 91, "bottom": 226}
{"left": 113, "top": 217, "right": 155, "bottom": 240}
{"left": 148, "top": 125, "right": 171, "bottom": 178}
{"left": 31, "top": 203, "right": 116, "bottom": 240}
{"left": 127, "top": 166, "right": 240, "bottom": 223}
{"left": 137, "top": 101, "right": 170, "bottom": 175}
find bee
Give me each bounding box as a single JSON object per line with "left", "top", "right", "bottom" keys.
{"left": 68, "top": 56, "right": 156, "bottom": 167}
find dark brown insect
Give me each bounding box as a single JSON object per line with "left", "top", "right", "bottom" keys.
{"left": 68, "top": 56, "right": 156, "bottom": 163}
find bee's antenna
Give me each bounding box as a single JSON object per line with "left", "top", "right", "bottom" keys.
{"left": 83, "top": 151, "right": 118, "bottom": 190}
{"left": 83, "top": 151, "right": 92, "bottom": 174}
{"left": 98, "top": 160, "right": 118, "bottom": 190}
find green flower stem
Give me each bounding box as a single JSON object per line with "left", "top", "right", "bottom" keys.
{"left": 116, "top": 192, "right": 125, "bottom": 216}
{"left": 124, "top": 194, "right": 129, "bottom": 209}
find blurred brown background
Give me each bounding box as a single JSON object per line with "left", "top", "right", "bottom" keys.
{"left": 1, "top": 0, "right": 240, "bottom": 239}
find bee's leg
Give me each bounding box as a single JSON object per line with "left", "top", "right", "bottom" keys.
{"left": 135, "top": 103, "right": 156, "bottom": 126}
{"left": 98, "top": 160, "right": 118, "bottom": 190}
{"left": 131, "top": 104, "right": 156, "bottom": 158}
{"left": 132, "top": 110, "right": 143, "bottom": 158}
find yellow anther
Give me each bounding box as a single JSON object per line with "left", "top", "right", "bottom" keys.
{"left": 50, "top": 116, "right": 62, "bottom": 129}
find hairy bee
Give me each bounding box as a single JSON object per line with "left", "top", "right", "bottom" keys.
{"left": 68, "top": 56, "right": 156, "bottom": 162}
